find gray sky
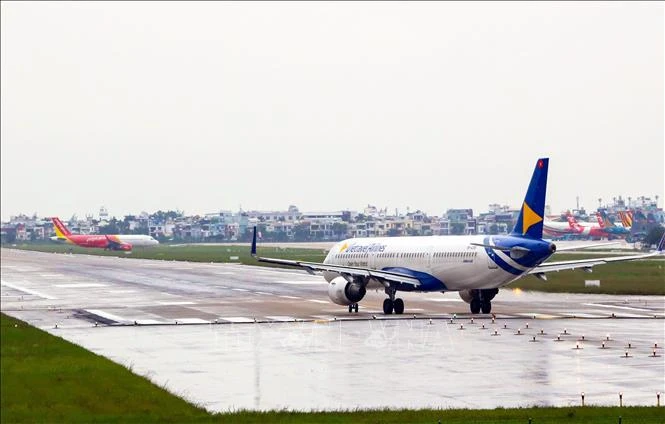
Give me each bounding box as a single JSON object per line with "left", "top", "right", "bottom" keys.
{"left": 2, "top": 1, "right": 663, "bottom": 221}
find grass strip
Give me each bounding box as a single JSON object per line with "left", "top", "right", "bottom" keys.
{"left": 2, "top": 313, "right": 664, "bottom": 423}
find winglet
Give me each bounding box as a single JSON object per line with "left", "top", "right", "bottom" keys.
{"left": 511, "top": 158, "right": 548, "bottom": 239}
{"left": 251, "top": 226, "right": 257, "bottom": 257}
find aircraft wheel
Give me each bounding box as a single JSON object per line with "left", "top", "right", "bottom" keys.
{"left": 383, "top": 298, "right": 394, "bottom": 315}
{"left": 348, "top": 304, "right": 353, "bottom": 313}
{"left": 481, "top": 300, "right": 492, "bottom": 314}
{"left": 470, "top": 298, "right": 481, "bottom": 314}
{"left": 393, "top": 298, "right": 405, "bottom": 315}
{"left": 354, "top": 303, "right": 359, "bottom": 313}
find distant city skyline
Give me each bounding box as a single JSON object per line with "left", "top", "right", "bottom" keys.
{"left": 4, "top": 192, "right": 660, "bottom": 223}
{"left": 2, "top": 2, "right": 663, "bottom": 222}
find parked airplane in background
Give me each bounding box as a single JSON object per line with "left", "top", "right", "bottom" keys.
{"left": 595, "top": 210, "right": 630, "bottom": 237}
{"left": 50, "top": 217, "right": 159, "bottom": 251}
{"left": 618, "top": 210, "right": 634, "bottom": 228}
{"left": 251, "top": 158, "right": 664, "bottom": 315}
{"left": 565, "top": 214, "right": 606, "bottom": 238}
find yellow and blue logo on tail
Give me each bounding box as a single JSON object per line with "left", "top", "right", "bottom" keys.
{"left": 511, "top": 158, "right": 548, "bottom": 239}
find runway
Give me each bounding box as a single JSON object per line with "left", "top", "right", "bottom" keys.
{"left": 1, "top": 248, "right": 664, "bottom": 411}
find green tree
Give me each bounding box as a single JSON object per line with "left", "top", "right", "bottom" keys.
{"left": 293, "top": 223, "right": 311, "bottom": 242}
{"left": 643, "top": 225, "right": 664, "bottom": 248}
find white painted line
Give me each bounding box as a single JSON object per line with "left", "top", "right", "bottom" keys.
{"left": 583, "top": 303, "right": 654, "bottom": 312}
{"left": 311, "top": 315, "right": 335, "bottom": 320}
{"left": 614, "top": 313, "right": 651, "bottom": 318}
{"left": 231, "top": 288, "right": 249, "bottom": 292}
{"left": 157, "top": 301, "right": 196, "bottom": 306}
{"left": 255, "top": 291, "right": 274, "bottom": 296}
{"left": 516, "top": 313, "right": 559, "bottom": 319}
{"left": 561, "top": 313, "right": 606, "bottom": 318}
{"left": 274, "top": 280, "right": 326, "bottom": 285}
{"left": 54, "top": 283, "right": 108, "bottom": 288}
{"left": 279, "top": 295, "right": 302, "bottom": 299}
{"left": 265, "top": 315, "right": 297, "bottom": 322}
{"left": 135, "top": 319, "right": 167, "bottom": 325}
{"left": 220, "top": 317, "right": 255, "bottom": 323}
{"left": 40, "top": 273, "right": 66, "bottom": 278}
{"left": 85, "top": 309, "right": 129, "bottom": 323}
{"left": 175, "top": 318, "right": 209, "bottom": 324}
{"left": 108, "top": 290, "right": 136, "bottom": 294}
{"left": 0, "top": 280, "right": 56, "bottom": 300}
{"left": 308, "top": 299, "right": 329, "bottom": 304}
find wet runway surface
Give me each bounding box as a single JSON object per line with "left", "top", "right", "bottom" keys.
{"left": 2, "top": 248, "right": 664, "bottom": 411}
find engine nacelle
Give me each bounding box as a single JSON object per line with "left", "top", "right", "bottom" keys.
{"left": 458, "top": 288, "right": 498, "bottom": 303}
{"left": 327, "top": 276, "right": 366, "bottom": 306}
{"left": 458, "top": 289, "right": 473, "bottom": 304}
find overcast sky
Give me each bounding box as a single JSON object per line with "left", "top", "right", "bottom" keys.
{"left": 1, "top": 1, "right": 663, "bottom": 221}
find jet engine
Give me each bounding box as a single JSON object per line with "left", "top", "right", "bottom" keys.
{"left": 458, "top": 288, "right": 499, "bottom": 303}
{"left": 327, "top": 276, "right": 366, "bottom": 306}
{"left": 458, "top": 289, "right": 473, "bottom": 304}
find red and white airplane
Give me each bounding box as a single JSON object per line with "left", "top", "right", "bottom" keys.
{"left": 49, "top": 217, "right": 158, "bottom": 251}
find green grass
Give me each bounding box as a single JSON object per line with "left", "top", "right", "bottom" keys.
{"left": 2, "top": 313, "right": 663, "bottom": 424}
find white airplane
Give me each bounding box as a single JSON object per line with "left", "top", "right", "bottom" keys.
{"left": 251, "top": 158, "right": 664, "bottom": 315}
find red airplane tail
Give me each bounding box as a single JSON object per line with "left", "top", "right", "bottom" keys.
{"left": 51, "top": 217, "right": 72, "bottom": 238}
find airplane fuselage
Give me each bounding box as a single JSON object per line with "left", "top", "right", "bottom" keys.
{"left": 322, "top": 234, "right": 555, "bottom": 292}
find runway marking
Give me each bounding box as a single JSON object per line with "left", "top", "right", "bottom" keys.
{"left": 308, "top": 299, "right": 329, "bottom": 304}
{"left": 0, "top": 280, "right": 56, "bottom": 300}
{"left": 232, "top": 288, "right": 249, "bottom": 292}
{"left": 516, "top": 313, "right": 559, "bottom": 319}
{"left": 109, "top": 290, "right": 136, "bottom": 294}
{"left": 279, "top": 295, "right": 302, "bottom": 299}
{"left": 561, "top": 313, "right": 606, "bottom": 318}
{"left": 40, "top": 273, "right": 66, "bottom": 278}
{"left": 85, "top": 309, "right": 128, "bottom": 323}
{"left": 311, "top": 315, "right": 335, "bottom": 320}
{"left": 136, "top": 319, "right": 167, "bottom": 325}
{"left": 255, "top": 291, "right": 274, "bottom": 296}
{"left": 614, "top": 313, "right": 651, "bottom": 318}
{"left": 157, "top": 301, "right": 196, "bottom": 306}
{"left": 583, "top": 303, "right": 654, "bottom": 313}
{"left": 220, "top": 317, "right": 255, "bottom": 323}
{"left": 265, "top": 315, "right": 297, "bottom": 322}
{"left": 274, "top": 280, "right": 326, "bottom": 285}
{"left": 54, "top": 283, "right": 108, "bottom": 288}
{"left": 175, "top": 318, "right": 209, "bottom": 324}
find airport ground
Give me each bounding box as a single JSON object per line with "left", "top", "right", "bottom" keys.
{"left": 2, "top": 313, "right": 663, "bottom": 424}
{"left": 1, "top": 247, "right": 663, "bottom": 421}
{"left": 6, "top": 242, "right": 665, "bottom": 295}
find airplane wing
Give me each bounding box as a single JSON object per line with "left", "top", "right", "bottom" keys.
{"left": 250, "top": 228, "right": 421, "bottom": 287}
{"left": 529, "top": 244, "right": 663, "bottom": 276}
{"left": 105, "top": 235, "right": 132, "bottom": 251}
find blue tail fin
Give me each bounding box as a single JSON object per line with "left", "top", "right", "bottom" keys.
{"left": 511, "top": 158, "right": 549, "bottom": 239}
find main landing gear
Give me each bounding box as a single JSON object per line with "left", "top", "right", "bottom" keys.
{"left": 348, "top": 303, "right": 359, "bottom": 313}
{"left": 383, "top": 287, "right": 405, "bottom": 315}
{"left": 469, "top": 289, "right": 498, "bottom": 314}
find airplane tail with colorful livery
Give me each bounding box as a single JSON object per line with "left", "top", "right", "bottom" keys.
{"left": 510, "top": 158, "right": 548, "bottom": 239}
{"left": 51, "top": 217, "right": 72, "bottom": 239}
{"left": 618, "top": 210, "right": 634, "bottom": 229}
